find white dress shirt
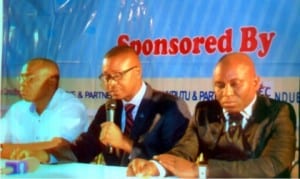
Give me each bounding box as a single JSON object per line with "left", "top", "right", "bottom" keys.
{"left": 223, "top": 95, "right": 257, "bottom": 131}
{"left": 0, "top": 88, "right": 89, "bottom": 143}
{"left": 121, "top": 82, "right": 147, "bottom": 132}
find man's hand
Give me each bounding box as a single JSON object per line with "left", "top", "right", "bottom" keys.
{"left": 51, "top": 137, "right": 70, "bottom": 148}
{"left": 155, "top": 154, "right": 198, "bottom": 178}
{"left": 100, "top": 121, "right": 133, "bottom": 152}
{"left": 127, "top": 158, "right": 160, "bottom": 177}
{"left": 10, "top": 148, "right": 49, "bottom": 163}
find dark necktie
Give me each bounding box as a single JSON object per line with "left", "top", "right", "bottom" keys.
{"left": 124, "top": 103, "right": 135, "bottom": 136}
{"left": 228, "top": 113, "right": 243, "bottom": 138}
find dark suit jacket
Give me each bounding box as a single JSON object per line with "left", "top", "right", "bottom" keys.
{"left": 67, "top": 84, "right": 191, "bottom": 166}
{"left": 168, "top": 95, "right": 296, "bottom": 178}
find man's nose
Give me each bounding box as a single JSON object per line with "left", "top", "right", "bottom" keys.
{"left": 18, "top": 78, "right": 26, "bottom": 86}
{"left": 18, "top": 77, "right": 25, "bottom": 84}
{"left": 223, "top": 84, "right": 234, "bottom": 96}
{"left": 106, "top": 78, "right": 117, "bottom": 89}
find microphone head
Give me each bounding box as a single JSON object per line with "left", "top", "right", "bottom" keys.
{"left": 105, "top": 98, "right": 116, "bottom": 110}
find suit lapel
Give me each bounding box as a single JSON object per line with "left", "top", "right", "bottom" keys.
{"left": 114, "top": 100, "right": 124, "bottom": 128}
{"left": 130, "top": 84, "right": 157, "bottom": 141}
{"left": 247, "top": 95, "right": 271, "bottom": 125}
{"left": 197, "top": 101, "right": 225, "bottom": 149}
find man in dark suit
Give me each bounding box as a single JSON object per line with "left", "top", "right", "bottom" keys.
{"left": 15, "top": 45, "right": 191, "bottom": 165}
{"left": 78, "top": 45, "right": 191, "bottom": 165}
{"left": 127, "top": 52, "right": 296, "bottom": 178}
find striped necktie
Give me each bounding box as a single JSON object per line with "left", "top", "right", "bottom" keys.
{"left": 124, "top": 104, "right": 135, "bottom": 136}
{"left": 228, "top": 113, "right": 243, "bottom": 137}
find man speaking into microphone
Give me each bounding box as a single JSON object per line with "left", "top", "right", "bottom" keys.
{"left": 71, "top": 45, "right": 191, "bottom": 166}
{"left": 19, "top": 45, "right": 191, "bottom": 166}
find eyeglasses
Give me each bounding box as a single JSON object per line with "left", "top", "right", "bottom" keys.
{"left": 98, "top": 66, "right": 137, "bottom": 82}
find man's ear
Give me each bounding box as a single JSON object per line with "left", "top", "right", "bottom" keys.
{"left": 254, "top": 75, "right": 261, "bottom": 90}
{"left": 46, "top": 75, "right": 59, "bottom": 88}
{"left": 135, "top": 67, "right": 142, "bottom": 77}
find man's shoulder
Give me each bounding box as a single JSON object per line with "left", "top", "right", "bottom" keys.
{"left": 9, "top": 100, "right": 31, "bottom": 109}
{"left": 2, "top": 100, "right": 31, "bottom": 118}
{"left": 150, "top": 90, "right": 190, "bottom": 111}
{"left": 147, "top": 87, "right": 191, "bottom": 113}
{"left": 149, "top": 86, "right": 185, "bottom": 102}
{"left": 256, "top": 95, "right": 296, "bottom": 127}
{"left": 55, "top": 88, "right": 83, "bottom": 103}
{"left": 257, "top": 95, "right": 293, "bottom": 109}
{"left": 50, "top": 88, "right": 86, "bottom": 110}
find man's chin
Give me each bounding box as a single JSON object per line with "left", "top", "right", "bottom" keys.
{"left": 23, "top": 98, "right": 32, "bottom": 102}
{"left": 109, "top": 94, "right": 121, "bottom": 100}
{"left": 21, "top": 95, "right": 32, "bottom": 102}
{"left": 222, "top": 105, "right": 240, "bottom": 113}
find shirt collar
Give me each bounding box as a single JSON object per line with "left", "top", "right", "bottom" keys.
{"left": 46, "top": 88, "right": 62, "bottom": 109}
{"left": 30, "top": 88, "right": 61, "bottom": 114}
{"left": 242, "top": 94, "right": 256, "bottom": 119}
{"left": 122, "top": 82, "right": 146, "bottom": 107}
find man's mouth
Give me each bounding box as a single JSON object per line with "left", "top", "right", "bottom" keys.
{"left": 222, "top": 100, "right": 237, "bottom": 108}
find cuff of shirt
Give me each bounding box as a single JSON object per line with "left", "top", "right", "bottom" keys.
{"left": 150, "top": 160, "right": 166, "bottom": 177}
{"left": 49, "top": 154, "right": 58, "bottom": 164}
{"left": 198, "top": 165, "right": 207, "bottom": 178}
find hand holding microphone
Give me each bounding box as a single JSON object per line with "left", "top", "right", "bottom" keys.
{"left": 105, "top": 98, "right": 117, "bottom": 153}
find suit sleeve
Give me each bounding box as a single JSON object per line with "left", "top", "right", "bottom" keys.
{"left": 208, "top": 103, "right": 296, "bottom": 177}
{"left": 50, "top": 106, "right": 106, "bottom": 163}
{"left": 69, "top": 107, "right": 107, "bottom": 163}
{"left": 131, "top": 96, "right": 191, "bottom": 160}
{"left": 167, "top": 102, "right": 202, "bottom": 161}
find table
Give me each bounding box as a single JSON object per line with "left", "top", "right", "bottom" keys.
{"left": 1, "top": 161, "right": 128, "bottom": 178}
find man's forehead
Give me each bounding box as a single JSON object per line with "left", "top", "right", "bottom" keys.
{"left": 214, "top": 64, "right": 249, "bottom": 80}
{"left": 20, "top": 63, "right": 37, "bottom": 75}
{"left": 21, "top": 63, "right": 53, "bottom": 76}
{"left": 20, "top": 64, "right": 29, "bottom": 73}
{"left": 21, "top": 63, "right": 37, "bottom": 72}
{"left": 103, "top": 56, "right": 133, "bottom": 68}
{"left": 215, "top": 60, "right": 250, "bottom": 72}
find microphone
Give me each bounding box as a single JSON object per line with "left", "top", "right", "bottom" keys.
{"left": 105, "top": 98, "right": 117, "bottom": 153}
{"left": 1, "top": 157, "right": 40, "bottom": 175}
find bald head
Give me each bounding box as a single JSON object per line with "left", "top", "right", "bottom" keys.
{"left": 213, "top": 52, "right": 261, "bottom": 113}
{"left": 19, "top": 58, "right": 60, "bottom": 108}
{"left": 22, "top": 58, "right": 60, "bottom": 89}
{"left": 103, "top": 45, "right": 141, "bottom": 69}
{"left": 27, "top": 58, "right": 59, "bottom": 78}
{"left": 215, "top": 53, "right": 257, "bottom": 77}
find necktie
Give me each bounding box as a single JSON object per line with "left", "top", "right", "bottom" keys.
{"left": 124, "top": 103, "right": 135, "bottom": 136}
{"left": 228, "top": 113, "right": 243, "bottom": 138}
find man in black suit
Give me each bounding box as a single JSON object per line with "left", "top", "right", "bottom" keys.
{"left": 127, "top": 52, "right": 296, "bottom": 178}
{"left": 15, "top": 45, "right": 191, "bottom": 165}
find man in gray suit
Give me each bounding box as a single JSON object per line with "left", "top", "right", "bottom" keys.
{"left": 127, "top": 52, "right": 296, "bottom": 178}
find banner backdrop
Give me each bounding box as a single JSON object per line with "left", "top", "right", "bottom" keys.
{"left": 1, "top": 0, "right": 299, "bottom": 155}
